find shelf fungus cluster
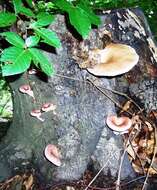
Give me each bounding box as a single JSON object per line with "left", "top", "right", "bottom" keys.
{"left": 19, "top": 84, "right": 57, "bottom": 122}
{"left": 29, "top": 103, "right": 57, "bottom": 122}
{"left": 75, "top": 42, "right": 139, "bottom": 77}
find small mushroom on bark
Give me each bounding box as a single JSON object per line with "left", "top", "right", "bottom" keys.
{"left": 30, "top": 109, "right": 45, "bottom": 122}
{"left": 106, "top": 115, "right": 132, "bottom": 134}
{"left": 83, "top": 43, "right": 139, "bottom": 76}
{"left": 19, "top": 84, "right": 35, "bottom": 99}
{"left": 41, "top": 103, "right": 56, "bottom": 113}
{"left": 44, "top": 144, "right": 61, "bottom": 166}
{"left": 28, "top": 69, "right": 37, "bottom": 75}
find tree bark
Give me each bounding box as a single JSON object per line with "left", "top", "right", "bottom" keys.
{"left": 0, "top": 8, "right": 157, "bottom": 185}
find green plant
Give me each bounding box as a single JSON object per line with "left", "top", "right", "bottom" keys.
{"left": 0, "top": 0, "right": 100, "bottom": 77}
{"left": 90, "top": 0, "right": 157, "bottom": 39}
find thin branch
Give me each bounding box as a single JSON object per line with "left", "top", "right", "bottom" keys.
{"left": 84, "top": 151, "right": 118, "bottom": 190}
{"left": 45, "top": 176, "right": 146, "bottom": 190}
{"left": 142, "top": 121, "right": 157, "bottom": 190}
{"left": 116, "top": 149, "right": 127, "bottom": 190}
{"left": 87, "top": 79, "right": 133, "bottom": 116}
{"left": 99, "top": 85, "right": 143, "bottom": 112}
{"left": 55, "top": 73, "right": 142, "bottom": 116}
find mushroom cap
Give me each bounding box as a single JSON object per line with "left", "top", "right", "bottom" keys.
{"left": 87, "top": 43, "right": 139, "bottom": 76}
{"left": 28, "top": 69, "right": 37, "bottom": 75}
{"left": 44, "top": 144, "right": 61, "bottom": 166}
{"left": 41, "top": 103, "right": 56, "bottom": 112}
{"left": 19, "top": 84, "right": 31, "bottom": 93}
{"left": 106, "top": 115, "right": 132, "bottom": 132}
{"left": 30, "top": 109, "right": 41, "bottom": 117}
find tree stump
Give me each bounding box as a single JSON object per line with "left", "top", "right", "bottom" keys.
{"left": 0, "top": 8, "right": 157, "bottom": 187}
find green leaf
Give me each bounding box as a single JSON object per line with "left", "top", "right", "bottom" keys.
{"left": 26, "top": 0, "right": 33, "bottom": 8}
{"left": 29, "top": 48, "right": 54, "bottom": 76}
{"left": 25, "top": 35, "right": 40, "bottom": 47}
{"left": 13, "top": 0, "right": 22, "bottom": 14}
{"left": 34, "top": 28, "right": 61, "bottom": 48}
{"left": 54, "top": 0, "right": 99, "bottom": 38}
{"left": 1, "top": 47, "right": 23, "bottom": 63}
{"left": 1, "top": 49, "right": 31, "bottom": 76}
{"left": 54, "top": 0, "right": 73, "bottom": 12}
{"left": 33, "top": 12, "right": 55, "bottom": 27}
{"left": 13, "top": 0, "right": 35, "bottom": 17}
{"left": 0, "top": 32, "right": 25, "bottom": 48}
{"left": 0, "top": 12, "right": 16, "bottom": 27}
{"left": 69, "top": 7, "right": 91, "bottom": 38}
{"left": 78, "top": 1, "right": 101, "bottom": 26}
{"left": 19, "top": 6, "right": 35, "bottom": 17}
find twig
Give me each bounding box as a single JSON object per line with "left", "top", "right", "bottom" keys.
{"left": 116, "top": 122, "right": 139, "bottom": 190}
{"left": 87, "top": 79, "right": 133, "bottom": 116}
{"left": 142, "top": 121, "right": 157, "bottom": 190}
{"left": 45, "top": 175, "right": 146, "bottom": 190}
{"left": 99, "top": 86, "right": 143, "bottom": 112}
{"left": 127, "top": 119, "right": 146, "bottom": 175}
{"left": 55, "top": 73, "right": 143, "bottom": 115}
{"left": 129, "top": 139, "right": 146, "bottom": 175}
{"left": 116, "top": 149, "right": 127, "bottom": 190}
{"left": 84, "top": 151, "right": 117, "bottom": 190}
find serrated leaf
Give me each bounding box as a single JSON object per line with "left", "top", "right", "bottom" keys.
{"left": 29, "top": 48, "right": 54, "bottom": 76}
{"left": 34, "top": 28, "right": 61, "bottom": 48}
{"left": 69, "top": 7, "right": 91, "bottom": 38}
{"left": 78, "top": 1, "right": 101, "bottom": 26}
{"left": 1, "top": 47, "right": 23, "bottom": 63}
{"left": 33, "top": 12, "right": 55, "bottom": 27}
{"left": 2, "top": 49, "right": 31, "bottom": 76}
{"left": 25, "top": 35, "right": 40, "bottom": 47}
{"left": 0, "top": 12, "right": 16, "bottom": 27}
{"left": 0, "top": 32, "right": 25, "bottom": 48}
{"left": 54, "top": 0, "right": 73, "bottom": 12}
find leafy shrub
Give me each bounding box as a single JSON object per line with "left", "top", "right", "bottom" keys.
{"left": 0, "top": 0, "right": 100, "bottom": 77}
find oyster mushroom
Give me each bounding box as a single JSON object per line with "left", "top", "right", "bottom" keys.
{"left": 41, "top": 103, "right": 56, "bottom": 113}
{"left": 84, "top": 43, "right": 139, "bottom": 76}
{"left": 44, "top": 144, "right": 61, "bottom": 166}
{"left": 30, "top": 109, "right": 45, "bottom": 122}
{"left": 106, "top": 115, "right": 132, "bottom": 134}
{"left": 19, "top": 84, "right": 35, "bottom": 99}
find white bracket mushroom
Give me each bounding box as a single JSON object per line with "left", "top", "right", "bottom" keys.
{"left": 44, "top": 144, "right": 61, "bottom": 166}
{"left": 19, "top": 84, "right": 35, "bottom": 100}
{"left": 106, "top": 115, "right": 132, "bottom": 135}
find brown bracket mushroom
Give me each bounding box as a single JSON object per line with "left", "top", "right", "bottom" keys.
{"left": 82, "top": 43, "right": 139, "bottom": 76}
{"left": 106, "top": 115, "right": 132, "bottom": 135}
{"left": 44, "top": 144, "right": 61, "bottom": 166}
{"left": 30, "top": 109, "right": 45, "bottom": 122}
{"left": 19, "top": 84, "right": 35, "bottom": 100}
